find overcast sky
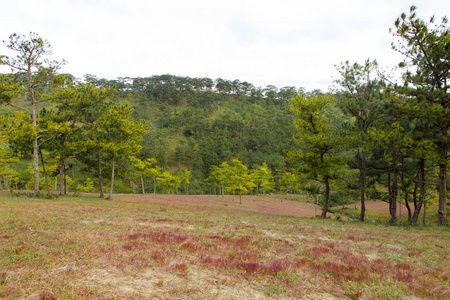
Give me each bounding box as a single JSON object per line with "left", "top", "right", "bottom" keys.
{"left": 1, "top": 0, "right": 449, "bottom": 91}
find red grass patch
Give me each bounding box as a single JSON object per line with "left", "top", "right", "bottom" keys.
{"left": 180, "top": 241, "right": 202, "bottom": 252}
{"left": 150, "top": 250, "right": 166, "bottom": 265}
{"left": 38, "top": 288, "right": 58, "bottom": 300}
{"left": 126, "top": 231, "right": 188, "bottom": 244}
{"left": 167, "top": 263, "right": 189, "bottom": 277}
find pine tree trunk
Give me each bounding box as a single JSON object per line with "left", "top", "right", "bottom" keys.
{"left": 360, "top": 150, "right": 366, "bottom": 222}
{"left": 438, "top": 162, "right": 447, "bottom": 226}
{"left": 64, "top": 175, "right": 67, "bottom": 194}
{"left": 321, "top": 175, "right": 330, "bottom": 218}
{"left": 59, "top": 156, "right": 65, "bottom": 195}
{"left": 412, "top": 180, "right": 418, "bottom": 211}
{"left": 423, "top": 203, "right": 427, "bottom": 225}
{"left": 399, "top": 165, "right": 412, "bottom": 222}
{"left": 32, "top": 104, "right": 40, "bottom": 197}
{"left": 412, "top": 159, "right": 426, "bottom": 224}
{"left": 39, "top": 150, "right": 50, "bottom": 195}
{"left": 28, "top": 63, "right": 40, "bottom": 197}
{"left": 404, "top": 192, "right": 412, "bottom": 221}
{"left": 98, "top": 150, "right": 104, "bottom": 198}
{"left": 389, "top": 152, "right": 398, "bottom": 223}
{"left": 140, "top": 172, "right": 145, "bottom": 195}
{"left": 0, "top": 175, "right": 3, "bottom": 191}
{"left": 108, "top": 157, "right": 115, "bottom": 200}
{"left": 437, "top": 120, "right": 447, "bottom": 226}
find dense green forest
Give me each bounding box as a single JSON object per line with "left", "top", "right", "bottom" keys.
{"left": 0, "top": 6, "right": 448, "bottom": 225}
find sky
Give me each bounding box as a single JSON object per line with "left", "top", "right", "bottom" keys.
{"left": 1, "top": 0, "right": 449, "bottom": 92}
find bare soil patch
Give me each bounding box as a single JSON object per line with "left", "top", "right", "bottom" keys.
{"left": 112, "top": 193, "right": 325, "bottom": 218}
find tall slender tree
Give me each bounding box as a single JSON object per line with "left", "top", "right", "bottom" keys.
{"left": 289, "top": 94, "right": 349, "bottom": 218}
{"left": 335, "top": 59, "right": 385, "bottom": 221}
{"left": 1, "top": 33, "right": 64, "bottom": 196}
{"left": 96, "top": 104, "right": 147, "bottom": 200}
{"left": 64, "top": 83, "right": 111, "bottom": 197}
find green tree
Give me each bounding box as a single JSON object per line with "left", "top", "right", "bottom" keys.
{"left": 0, "top": 73, "right": 18, "bottom": 105}
{"left": 209, "top": 162, "right": 229, "bottom": 196}
{"left": 396, "top": 96, "right": 439, "bottom": 224}
{"left": 157, "top": 171, "right": 179, "bottom": 194}
{"left": 278, "top": 172, "right": 298, "bottom": 196}
{"left": 77, "top": 177, "right": 94, "bottom": 193}
{"left": 391, "top": 6, "right": 449, "bottom": 225}
{"left": 251, "top": 162, "right": 274, "bottom": 195}
{"left": 0, "top": 117, "right": 20, "bottom": 190}
{"left": 143, "top": 158, "right": 161, "bottom": 194}
{"left": 97, "top": 104, "right": 147, "bottom": 200}
{"left": 368, "top": 121, "right": 413, "bottom": 223}
{"left": 39, "top": 109, "right": 76, "bottom": 195}
{"left": 181, "top": 169, "right": 191, "bottom": 195}
{"left": 335, "top": 59, "right": 385, "bottom": 221}
{"left": 225, "top": 159, "right": 255, "bottom": 204}
{"left": 289, "top": 94, "right": 349, "bottom": 218}
{"left": 65, "top": 84, "right": 112, "bottom": 197}
{"left": 1, "top": 32, "right": 64, "bottom": 196}
{"left": 130, "top": 156, "right": 162, "bottom": 194}
{"left": 130, "top": 156, "right": 147, "bottom": 194}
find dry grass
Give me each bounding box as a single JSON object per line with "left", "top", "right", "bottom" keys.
{"left": 0, "top": 193, "right": 448, "bottom": 299}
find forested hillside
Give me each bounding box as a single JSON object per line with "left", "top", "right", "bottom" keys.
{"left": 0, "top": 71, "right": 302, "bottom": 193}
{"left": 0, "top": 6, "right": 448, "bottom": 226}
{"left": 105, "top": 74, "right": 300, "bottom": 180}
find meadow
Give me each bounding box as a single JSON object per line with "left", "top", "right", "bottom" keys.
{"left": 0, "top": 193, "right": 448, "bottom": 299}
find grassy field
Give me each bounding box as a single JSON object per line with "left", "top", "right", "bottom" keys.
{"left": 0, "top": 193, "right": 448, "bottom": 299}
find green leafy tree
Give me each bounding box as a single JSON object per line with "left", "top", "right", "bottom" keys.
{"left": 39, "top": 110, "right": 75, "bottom": 195}
{"left": 225, "top": 159, "right": 255, "bottom": 204}
{"left": 77, "top": 177, "right": 94, "bottom": 193}
{"left": 97, "top": 104, "right": 147, "bottom": 200}
{"left": 396, "top": 96, "right": 439, "bottom": 224}
{"left": 209, "top": 162, "right": 229, "bottom": 196}
{"left": 130, "top": 156, "right": 147, "bottom": 194}
{"left": 335, "top": 59, "right": 385, "bottom": 221}
{"left": 391, "top": 6, "right": 449, "bottom": 226}
{"left": 368, "top": 121, "right": 413, "bottom": 223}
{"left": 181, "top": 169, "right": 191, "bottom": 195}
{"left": 0, "top": 73, "right": 19, "bottom": 105}
{"left": 65, "top": 84, "right": 112, "bottom": 197}
{"left": 251, "top": 162, "right": 274, "bottom": 195}
{"left": 0, "top": 119, "right": 20, "bottom": 190}
{"left": 278, "top": 172, "right": 298, "bottom": 195}
{"left": 289, "top": 94, "right": 349, "bottom": 218}
{"left": 143, "top": 158, "right": 161, "bottom": 194}
{"left": 130, "top": 156, "right": 162, "bottom": 194}
{"left": 157, "top": 171, "right": 179, "bottom": 194}
{"left": 1, "top": 32, "right": 64, "bottom": 196}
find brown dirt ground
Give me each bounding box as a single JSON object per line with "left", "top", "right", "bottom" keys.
{"left": 105, "top": 193, "right": 393, "bottom": 220}
{"left": 115, "top": 194, "right": 323, "bottom": 217}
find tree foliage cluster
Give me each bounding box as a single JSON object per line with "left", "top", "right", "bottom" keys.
{"left": 288, "top": 6, "right": 448, "bottom": 225}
